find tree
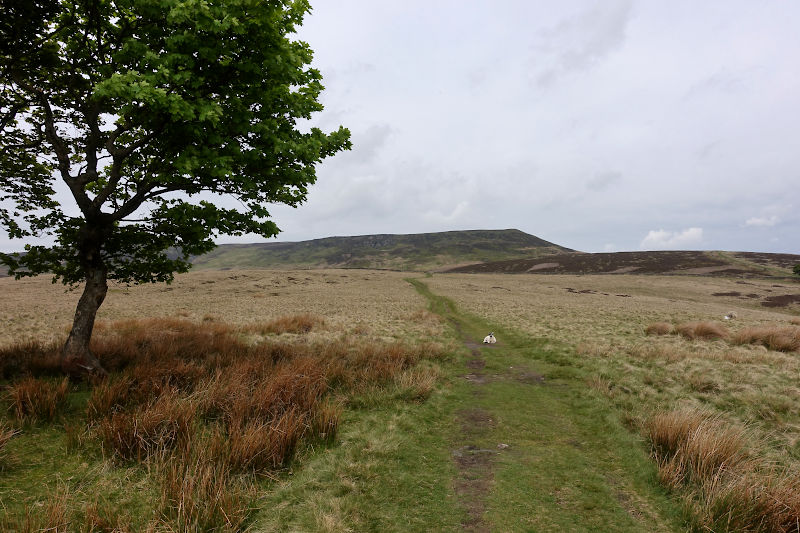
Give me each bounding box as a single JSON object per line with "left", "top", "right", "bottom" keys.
{"left": 0, "top": 0, "right": 350, "bottom": 378}
{"left": 794, "top": 264, "right": 800, "bottom": 278}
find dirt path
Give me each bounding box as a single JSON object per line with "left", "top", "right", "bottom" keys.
{"left": 452, "top": 322, "right": 495, "bottom": 531}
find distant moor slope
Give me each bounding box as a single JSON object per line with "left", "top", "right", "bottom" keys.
{"left": 191, "top": 229, "right": 573, "bottom": 271}
{"left": 445, "top": 250, "right": 800, "bottom": 278}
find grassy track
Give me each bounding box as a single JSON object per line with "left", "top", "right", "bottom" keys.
{"left": 407, "top": 278, "right": 683, "bottom": 532}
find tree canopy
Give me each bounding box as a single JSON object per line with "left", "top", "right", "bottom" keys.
{"left": 1, "top": 0, "right": 350, "bottom": 284}
{"left": 0, "top": 0, "right": 350, "bottom": 376}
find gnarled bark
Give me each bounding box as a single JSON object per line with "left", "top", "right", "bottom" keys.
{"left": 61, "top": 264, "right": 109, "bottom": 380}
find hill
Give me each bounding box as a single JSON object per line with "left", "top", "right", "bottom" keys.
{"left": 444, "top": 250, "right": 800, "bottom": 278}
{"left": 190, "top": 229, "right": 573, "bottom": 271}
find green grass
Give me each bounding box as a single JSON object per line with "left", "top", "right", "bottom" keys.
{"left": 252, "top": 391, "right": 465, "bottom": 531}
{"left": 0, "top": 390, "right": 157, "bottom": 529}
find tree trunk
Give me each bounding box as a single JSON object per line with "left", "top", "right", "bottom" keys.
{"left": 61, "top": 265, "right": 109, "bottom": 380}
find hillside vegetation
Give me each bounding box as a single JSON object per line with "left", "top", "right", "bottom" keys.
{"left": 190, "top": 229, "right": 572, "bottom": 271}
{"left": 445, "top": 250, "right": 800, "bottom": 279}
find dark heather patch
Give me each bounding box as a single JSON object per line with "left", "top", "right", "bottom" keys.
{"left": 762, "top": 294, "right": 800, "bottom": 308}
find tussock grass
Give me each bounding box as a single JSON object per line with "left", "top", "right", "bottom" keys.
{"left": 222, "top": 410, "right": 306, "bottom": 474}
{"left": 97, "top": 391, "right": 196, "bottom": 461}
{"left": 244, "top": 313, "right": 325, "bottom": 335}
{"left": 586, "top": 375, "right": 615, "bottom": 397}
{"left": 732, "top": 326, "right": 800, "bottom": 352}
{"left": 647, "top": 410, "right": 750, "bottom": 487}
{"left": 6, "top": 376, "right": 70, "bottom": 422}
{"left": 308, "top": 401, "right": 341, "bottom": 445}
{"left": 646, "top": 322, "right": 674, "bottom": 336}
{"left": 676, "top": 321, "right": 730, "bottom": 341}
{"left": 647, "top": 409, "right": 800, "bottom": 532}
{"left": 394, "top": 364, "right": 439, "bottom": 402}
{"left": 0, "top": 341, "right": 61, "bottom": 379}
{"left": 156, "top": 451, "right": 251, "bottom": 533}
{"left": 0, "top": 314, "right": 445, "bottom": 529}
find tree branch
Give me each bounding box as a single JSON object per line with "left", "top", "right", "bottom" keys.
{"left": 94, "top": 125, "right": 162, "bottom": 209}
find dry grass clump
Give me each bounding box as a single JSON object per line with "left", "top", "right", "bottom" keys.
{"left": 647, "top": 410, "right": 749, "bottom": 487}
{"left": 6, "top": 376, "right": 70, "bottom": 422}
{"left": 97, "top": 391, "right": 196, "bottom": 461}
{"left": 244, "top": 313, "right": 325, "bottom": 335}
{"left": 0, "top": 341, "right": 62, "bottom": 379}
{"left": 732, "top": 326, "right": 800, "bottom": 353}
{"left": 222, "top": 410, "right": 307, "bottom": 474}
{"left": 308, "top": 401, "right": 342, "bottom": 445}
{"left": 790, "top": 317, "right": 800, "bottom": 326}
{"left": 645, "top": 322, "right": 674, "bottom": 336}
{"left": 0, "top": 315, "right": 444, "bottom": 529}
{"left": 394, "top": 365, "right": 439, "bottom": 402}
{"left": 647, "top": 409, "right": 800, "bottom": 532}
{"left": 586, "top": 375, "right": 615, "bottom": 397}
{"left": 156, "top": 451, "right": 251, "bottom": 533}
{"left": 676, "top": 321, "right": 730, "bottom": 341}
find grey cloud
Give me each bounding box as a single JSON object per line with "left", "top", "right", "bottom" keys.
{"left": 684, "top": 67, "right": 756, "bottom": 100}
{"left": 586, "top": 171, "right": 622, "bottom": 192}
{"left": 695, "top": 141, "right": 721, "bottom": 161}
{"left": 531, "top": 0, "right": 633, "bottom": 87}
{"left": 347, "top": 124, "right": 393, "bottom": 165}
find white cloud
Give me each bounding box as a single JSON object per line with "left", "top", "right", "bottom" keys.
{"left": 744, "top": 215, "right": 779, "bottom": 227}
{"left": 640, "top": 228, "right": 703, "bottom": 250}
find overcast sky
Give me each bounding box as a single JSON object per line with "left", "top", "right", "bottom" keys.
{"left": 261, "top": 0, "right": 799, "bottom": 253}
{"left": 4, "top": 1, "right": 799, "bottom": 254}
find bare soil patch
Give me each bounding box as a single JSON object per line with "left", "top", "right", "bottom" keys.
{"left": 451, "top": 323, "right": 496, "bottom": 532}
{"left": 514, "top": 369, "right": 545, "bottom": 385}
{"left": 457, "top": 408, "right": 496, "bottom": 434}
{"left": 452, "top": 444, "right": 496, "bottom": 533}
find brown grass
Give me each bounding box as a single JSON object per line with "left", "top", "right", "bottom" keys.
{"left": 790, "top": 317, "right": 800, "bottom": 326}
{"left": 732, "top": 326, "right": 800, "bottom": 352}
{"left": 647, "top": 409, "right": 800, "bottom": 532}
{"left": 97, "top": 391, "right": 196, "bottom": 461}
{"left": 244, "top": 313, "right": 325, "bottom": 335}
{"left": 6, "top": 376, "right": 70, "bottom": 422}
{"left": 156, "top": 451, "right": 251, "bottom": 533}
{"left": 676, "top": 321, "right": 730, "bottom": 341}
{"left": 226, "top": 409, "right": 307, "bottom": 473}
{"left": 647, "top": 410, "right": 749, "bottom": 487}
{"left": 0, "top": 489, "right": 70, "bottom": 533}
{"left": 0, "top": 423, "right": 19, "bottom": 464}
{"left": 645, "top": 322, "right": 674, "bottom": 336}
{"left": 308, "top": 401, "right": 341, "bottom": 444}
{"left": 0, "top": 270, "right": 445, "bottom": 529}
{"left": 0, "top": 341, "right": 61, "bottom": 379}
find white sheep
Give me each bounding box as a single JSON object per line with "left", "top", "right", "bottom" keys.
{"left": 483, "top": 332, "right": 496, "bottom": 344}
{"left": 724, "top": 311, "right": 737, "bottom": 320}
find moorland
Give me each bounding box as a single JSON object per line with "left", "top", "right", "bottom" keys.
{"left": 1, "top": 236, "right": 800, "bottom": 531}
